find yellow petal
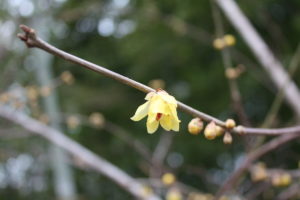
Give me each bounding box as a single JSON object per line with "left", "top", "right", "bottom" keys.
{"left": 160, "top": 115, "right": 172, "bottom": 131}
{"left": 171, "top": 117, "right": 180, "bottom": 131}
{"left": 148, "top": 95, "right": 168, "bottom": 114}
{"left": 145, "top": 92, "right": 156, "bottom": 100}
{"left": 158, "top": 91, "right": 177, "bottom": 106}
{"left": 131, "top": 101, "right": 149, "bottom": 121}
{"left": 147, "top": 118, "right": 159, "bottom": 134}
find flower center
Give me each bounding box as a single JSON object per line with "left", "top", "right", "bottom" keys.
{"left": 156, "top": 113, "right": 163, "bottom": 121}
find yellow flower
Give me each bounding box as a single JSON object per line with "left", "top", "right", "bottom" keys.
{"left": 131, "top": 90, "right": 181, "bottom": 134}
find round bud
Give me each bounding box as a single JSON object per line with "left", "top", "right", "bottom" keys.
{"left": 225, "top": 67, "right": 238, "bottom": 79}
{"left": 141, "top": 185, "right": 153, "bottom": 197}
{"left": 225, "top": 119, "right": 236, "bottom": 129}
{"left": 67, "top": 115, "right": 80, "bottom": 130}
{"left": 166, "top": 188, "right": 182, "bottom": 200}
{"left": 162, "top": 173, "right": 176, "bottom": 185}
{"left": 60, "top": 71, "right": 74, "bottom": 85}
{"left": 204, "top": 121, "right": 217, "bottom": 140}
{"left": 223, "top": 34, "right": 236, "bottom": 46}
{"left": 213, "top": 38, "right": 225, "bottom": 50}
{"left": 89, "top": 112, "right": 105, "bottom": 128}
{"left": 216, "top": 125, "right": 224, "bottom": 137}
{"left": 40, "top": 86, "right": 52, "bottom": 97}
{"left": 188, "top": 118, "right": 203, "bottom": 135}
{"left": 26, "top": 86, "right": 39, "bottom": 101}
{"left": 271, "top": 173, "right": 282, "bottom": 187}
{"left": 280, "top": 173, "right": 291, "bottom": 186}
{"left": 251, "top": 162, "right": 267, "bottom": 182}
{"left": 223, "top": 132, "right": 233, "bottom": 144}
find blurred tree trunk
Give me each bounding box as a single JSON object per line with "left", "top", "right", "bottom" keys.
{"left": 32, "top": 16, "right": 76, "bottom": 200}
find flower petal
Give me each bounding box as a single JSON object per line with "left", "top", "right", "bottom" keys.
{"left": 160, "top": 115, "right": 172, "bottom": 131}
{"left": 145, "top": 92, "right": 155, "bottom": 100}
{"left": 130, "top": 101, "right": 149, "bottom": 121}
{"left": 171, "top": 117, "right": 180, "bottom": 131}
{"left": 149, "top": 95, "right": 168, "bottom": 115}
{"left": 147, "top": 118, "right": 159, "bottom": 134}
{"left": 158, "top": 91, "right": 177, "bottom": 106}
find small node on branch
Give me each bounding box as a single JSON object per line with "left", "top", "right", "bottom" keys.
{"left": 235, "top": 125, "right": 245, "bottom": 135}
{"left": 17, "top": 24, "right": 38, "bottom": 48}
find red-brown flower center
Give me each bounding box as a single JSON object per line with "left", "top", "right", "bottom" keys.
{"left": 156, "top": 113, "right": 163, "bottom": 121}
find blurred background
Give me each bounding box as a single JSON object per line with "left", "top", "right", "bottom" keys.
{"left": 1, "top": 0, "right": 300, "bottom": 199}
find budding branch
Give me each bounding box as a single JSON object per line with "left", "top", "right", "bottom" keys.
{"left": 17, "top": 24, "right": 300, "bottom": 136}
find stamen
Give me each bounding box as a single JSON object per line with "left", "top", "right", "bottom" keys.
{"left": 156, "top": 113, "right": 162, "bottom": 121}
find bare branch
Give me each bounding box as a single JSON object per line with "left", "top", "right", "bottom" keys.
{"left": 17, "top": 24, "right": 300, "bottom": 136}
{"left": 215, "top": 131, "right": 300, "bottom": 198}
{"left": 150, "top": 132, "right": 173, "bottom": 177}
{"left": 216, "top": 0, "right": 300, "bottom": 119}
{"left": 275, "top": 184, "right": 300, "bottom": 200}
{"left": 0, "top": 106, "right": 161, "bottom": 200}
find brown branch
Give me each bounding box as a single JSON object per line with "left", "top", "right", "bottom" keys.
{"left": 275, "top": 184, "right": 300, "bottom": 200}
{"left": 17, "top": 24, "right": 300, "bottom": 136}
{"left": 216, "top": 0, "right": 300, "bottom": 119}
{"left": 0, "top": 106, "right": 161, "bottom": 200}
{"left": 150, "top": 132, "right": 173, "bottom": 177}
{"left": 215, "top": 131, "right": 300, "bottom": 199}
{"left": 210, "top": 0, "right": 251, "bottom": 127}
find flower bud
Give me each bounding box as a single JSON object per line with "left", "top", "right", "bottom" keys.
{"left": 89, "top": 112, "right": 105, "bottom": 128}
{"left": 223, "top": 132, "right": 232, "bottom": 144}
{"left": 213, "top": 38, "right": 225, "bottom": 50}
{"left": 40, "top": 86, "right": 52, "bottom": 97}
{"left": 26, "top": 86, "right": 39, "bottom": 101}
{"left": 141, "top": 185, "right": 153, "bottom": 197}
{"left": 216, "top": 125, "right": 224, "bottom": 137}
{"left": 204, "top": 121, "right": 217, "bottom": 140}
{"left": 162, "top": 173, "right": 176, "bottom": 185}
{"left": 225, "top": 119, "right": 236, "bottom": 129}
{"left": 60, "top": 71, "right": 74, "bottom": 85}
{"left": 188, "top": 118, "right": 203, "bottom": 135}
{"left": 166, "top": 188, "right": 182, "bottom": 200}
{"left": 225, "top": 68, "right": 239, "bottom": 79}
{"left": 281, "top": 173, "right": 292, "bottom": 186}
{"left": 251, "top": 162, "right": 267, "bottom": 182}
{"left": 271, "top": 173, "right": 292, "bottom": 187}
{"left": 223, "top": 34, "right": 236, "bottom": 46}
{"left": 67, "top": 115, "right": 80, "bottom": 130}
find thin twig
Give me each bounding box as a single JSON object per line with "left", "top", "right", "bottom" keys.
{"left": 17, "top": 24, "right": 300, "bottom": 136}
{"left": 262, "top": 44, "right": 300, "bottom": 127}
{"left": 216, "top": 0, "right": 300, "bottom": 119}
{"left": 275, "top": 184, "right": 300, "bottom": 200}
{"left": 211, "top": 1, "right": 250, "bottom": 126}
{"left": 0, "top": 106, "right": 161, "bottom": 200}
{"left": 60, "top": 112, "right": 153, "bottom": 162}
{"left": 215, "top": 130, "right": 300, "bottom": 199}
{"left": 150, "top": 132, "right": 173, "bottom": 177}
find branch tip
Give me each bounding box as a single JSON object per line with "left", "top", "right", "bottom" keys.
{"left": 18, "top": 24, "right": 38, "bottom": 48}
